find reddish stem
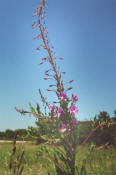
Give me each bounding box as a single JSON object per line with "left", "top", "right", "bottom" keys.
{"left": 80, "top": 122, "right": 116, "bottom": 147}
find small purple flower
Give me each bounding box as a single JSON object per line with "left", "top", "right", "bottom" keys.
{"left": 70, "top": 106, "right": 78, "bottom": 115}
{"left": 58, "top": 91, "right": 67, "bottom": 101}
{"left": 72, "top": 94, "right": 78, "bottom": 102}
{"left": 73, "top": 118, "right": 78, "bottom": 126}
{"left": 57, "top": 107, "right": 62, "bottom": 119}
{"left": 60, "top": 124, "right": 67, "bottom": 133}
{"left": 49, "top": 104, "right": 55, "bottom": 112}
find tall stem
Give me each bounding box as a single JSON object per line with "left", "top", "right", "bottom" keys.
{"left": 38, "top": 9, "right": 61, "bottom": 90}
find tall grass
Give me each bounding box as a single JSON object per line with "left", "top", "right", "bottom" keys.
{"left": 0, "top": 142, "right": 116, "bottom": 175}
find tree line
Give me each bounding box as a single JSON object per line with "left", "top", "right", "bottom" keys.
{"left": 1, "top": 110, "right": 116, "bottom": 147}
{"left": 78, "top": 110, "right": 116, "bottom": 147}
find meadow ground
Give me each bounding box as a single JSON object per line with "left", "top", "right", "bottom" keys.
{"left": 0, "top": 141, "right": 116, "bottom": 175}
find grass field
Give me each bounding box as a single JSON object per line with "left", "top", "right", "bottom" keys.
{"left": 0, "top": 142, "right": 116, "bottom": 175}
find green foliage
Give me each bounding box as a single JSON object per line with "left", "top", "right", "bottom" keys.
{"left": 78, "top": 121, "right": 92, "bottom": 145}
{"left": 15, "top": 129, "right": 28, "bottom": 137}
{"left": 36, "top": 119, "right": 53, "bottom": 136}
{"left": 5, "top": 129, "right": 14, "bottom": 139}
{"left": 92, "top": 111, "right": 116, "bottom": 146}
{"left": 29, "top": 104, "right": 36, "bottom": 115}
{"left": 36, "top": 144, "right": 72, "bottom": 175}
{"left": 36, "top": 103, "right": 41, "bottom": 114}
{"left": 1, "top": 142, "right": 116, "bottom": 175}
{"left": 94, "top": 112, "right": 111, "bottom": 124}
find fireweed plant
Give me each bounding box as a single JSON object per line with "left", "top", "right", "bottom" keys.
{"left": 15, "top": 0, "right": 79, "bottom": 174}
{"left": 14, "top": 0, "right": 116, "bottom": 175}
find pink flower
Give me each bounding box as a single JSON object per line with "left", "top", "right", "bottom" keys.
{"left": 58, "top": 91, "right": 67, "bottom": 101}
{"left": 57, "top": 107, "right": 62, "bottom": 119}
{"left": 70, "top": 106, "right": 78, "bottom": 115}
{"left": 73, "top": 118, "right": 78, "bottom": 126}
{"left": 53, "top": 107, "right": 62, "bottom": 119}
{"left": 60, "top": 124, "right": 67, "bottom": 133}
{"left": 53, "top": 112, "right": 57, "bottom": 118}
{"left": 49, "top": 104, "right": 55, "bottom": 112}
{"left": 72, "top": 94, "right": 78, "bottom": 102}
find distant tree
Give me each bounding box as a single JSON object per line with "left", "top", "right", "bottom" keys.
{"left": 35, "top": 119, "right": 56, "bottom": 137}
{"left": 78, "top": 121, "right": 92, "bottom": 145}
{"left": 15, "top": 129, "right": 27, "bottom": 136}
{"left": 5, "top": 129, "right": 14, "bottom": 139}
{"left": 0, "top": 131, "right": 5, "bottom": 139}
{"left": 95, "top": 111, "right": 111, "bottom": 123}
{"left": 114, "top": 110, "right": 116, "bottom": 117}
{"left": 111, "top": 110, "right": 116, "bottom": 121}
{"left": 92, "top": 111, "right": 116, "bottom": 146}
{"left": 28, "top": 126, "right": 38, "bottom": 136}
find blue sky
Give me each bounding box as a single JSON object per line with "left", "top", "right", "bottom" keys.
{"left": 0, "top": 0, "right": 116, "bottom": 131}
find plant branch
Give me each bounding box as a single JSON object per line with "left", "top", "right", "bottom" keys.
{"left": 80, "top": 121, "right": 116, "bottom": 147}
